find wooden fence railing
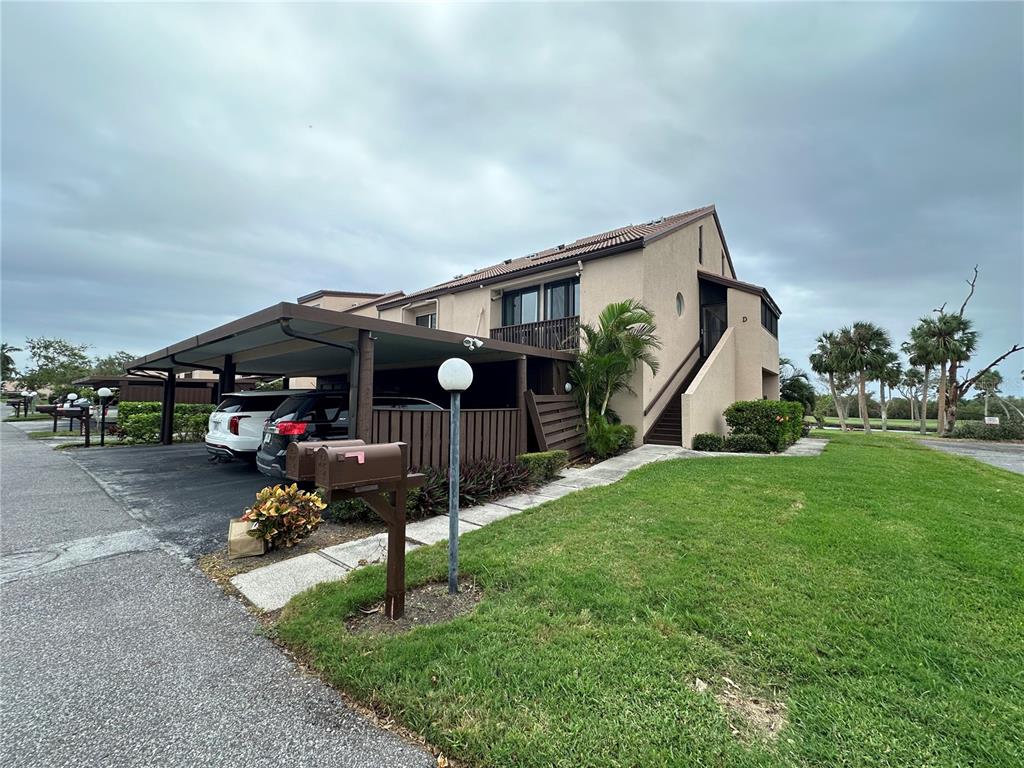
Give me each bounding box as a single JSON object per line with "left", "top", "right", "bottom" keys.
{"left": 371, "top": 407, "right": 520, "bottom": 470}
{"left": 524, "top": 392, "right": 586, "bottom": 460}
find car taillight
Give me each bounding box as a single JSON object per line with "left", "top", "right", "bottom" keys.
{"left": 228, "top": 415, "right": 250, "bottom": 435}
{"left": 275, "top": 420, "right": 307, "bottom": 436}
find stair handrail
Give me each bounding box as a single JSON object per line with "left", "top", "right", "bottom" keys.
{"left": 643, "top": 340, "right": 702, "bottom": 417}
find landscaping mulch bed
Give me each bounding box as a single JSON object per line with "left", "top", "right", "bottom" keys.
{"left": 346, "top": 579, "right": 482, "bottom": 636}
{"left": 199, "top": 520, "right": 385, "bottom": 593}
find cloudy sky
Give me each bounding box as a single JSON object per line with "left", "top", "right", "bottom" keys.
{"left": 3, "top": 2, "right": 1022, "bottom": 391}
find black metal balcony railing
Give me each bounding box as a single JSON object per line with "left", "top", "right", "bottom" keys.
{"left": 490, "top": 316, "right": 580, "bottom": 351}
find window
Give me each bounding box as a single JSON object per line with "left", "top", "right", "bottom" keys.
{"left": 675, "top": 292, "right": 684, "bottom": 317}
{"left": 544, "top": 277, "right": 580, "bottom": 320}
{"left": 415, "top": 312, "right": 437, "bottom": 329}
{"left": 698, "top": 225, "right": 703, "bottom": 264}
{"left": 721, "top": 250, "right": 725, "bottom": 275}
{"left": 761, "top": 299, "right": 778, "bottom": 337}
{"left": 502, "top": 286, "right": 539, "bottom": 326}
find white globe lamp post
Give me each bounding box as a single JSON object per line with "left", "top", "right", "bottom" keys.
{"left": 97, "top": 387, "right": 113, "bottom": 446}
{"left": 437, "top": 358, "right": 473, "bottom": 594}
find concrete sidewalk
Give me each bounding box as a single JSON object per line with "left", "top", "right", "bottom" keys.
{"left": 233, "top": 438, "right": 828, "bottom": 611}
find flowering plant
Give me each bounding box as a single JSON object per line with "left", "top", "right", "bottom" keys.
{"left": 242, "top": 483, "right": 325, "bottom": 549}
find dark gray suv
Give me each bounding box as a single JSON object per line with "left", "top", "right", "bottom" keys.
{"left": 255, "top": 393, "right": 442, "bottom": 478}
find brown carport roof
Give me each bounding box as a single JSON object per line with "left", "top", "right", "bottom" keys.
{"left": 128, "top": 302, "right": 573, "bottom": 377}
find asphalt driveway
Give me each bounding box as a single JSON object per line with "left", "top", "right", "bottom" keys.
{"left": 919, "top": 439, "right": 1024, "bottom": 475}
{"left": 68, "top": 443, "right": 277, "bottom": 557}
{"left": 0, "top": 423, "right": 432, "bottom": 767}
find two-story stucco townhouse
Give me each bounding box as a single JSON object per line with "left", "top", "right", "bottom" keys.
{"left": 367, "top": 205, "right": 781, "bottom": 448}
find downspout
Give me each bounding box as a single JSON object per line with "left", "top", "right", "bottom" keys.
{"left": 279, "top": 319, "right": 362, "bottom": 434}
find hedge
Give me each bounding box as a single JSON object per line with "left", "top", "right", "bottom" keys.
{"left": 517, "top": 450, "right": 570, "bottom": 484}
{"left": 119, "top": 401, "right": 215, "bottom": 444}
{"left": 692, "top": 433, "right": 725, "bottom": 452}
{"left": 724, "top": 400, "right": 804, "bottom": 451}
{"left": 950, "top": 419, "right": 1024, "bottom": 441}
{"left": 723, "top": 434, "right": 771, "bottom": 453}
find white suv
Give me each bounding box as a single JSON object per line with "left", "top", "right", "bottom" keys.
{"left": 206, "top": 390, "right": 309, "bottom": 462}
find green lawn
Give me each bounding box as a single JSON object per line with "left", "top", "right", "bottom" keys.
{"left": 278, "top": 433, "right": 1024, "bottom": 767}
{"left": 3, "top": 412, "right": 53, "bottom": 422}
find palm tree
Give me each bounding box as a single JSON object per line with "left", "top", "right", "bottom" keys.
{"left": 571, "top": 300, "right": 662, "bottom": 421}
{"left": 904, "top": 321, "right": 941, "bottom": 435}
{"left": 900, "top": 367, "right": 924, "bottom": 422}
{"left": 921, "top": 312, "right": 978, "bottom": 435}
{"left": 809, "top": 332, "right": 850, "bottom": 431}
{"left": 0, "top": 342, "right": 21, "bottom": 384}
{"left": 779, "top": 357, "right": 816, "bottom": 415}
{"left": 976, "top": 370, "right": 1002, "bottom": 418}
{"left": 875, "top": 351, "right": 902, "bottom": 431}
{"left": 836, "top": 322, "right": 892, "bottom": 433}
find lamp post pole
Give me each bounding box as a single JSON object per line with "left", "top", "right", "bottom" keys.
{"left": 97, "top": 387, "right": 112, "bottom": 447}
{"left": 66, "top": 393, "right": 79, "bottom": 432}
{"left": 438, "top": 358, "right": 474, "bottom": 596}
{"left": 447, "top": 389, "right": 460, "bottom": 593}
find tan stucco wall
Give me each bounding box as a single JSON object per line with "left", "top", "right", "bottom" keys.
{"left": 636, "top": 222, "right": 705, "bottom": 435}
{"left": 301, "top": 293, "right": 383, "bottom": 312}
{"left": 726, "top": 288, "right": 780, "bottom": 403}
{"left": 681, "top": 327, "right": 736, "bottom": 447}
{"left": 579, "top": 249, "right": 646, "bottom": 440}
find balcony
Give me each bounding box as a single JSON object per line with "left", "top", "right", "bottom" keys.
{"left": 490, "top": 316, "right": 580, "bottom": 351}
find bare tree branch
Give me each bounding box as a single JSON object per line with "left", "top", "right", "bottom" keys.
{"left": 957, "top": 264, "right": 979, "bottom": 317}
{"left": 957, "top": 344, "right": 1024, "bottom": 394}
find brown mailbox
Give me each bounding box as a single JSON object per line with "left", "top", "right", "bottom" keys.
{"left": 315, "top": 443, "right": 406, "bottom": 492}
{"left": 285, "top": 439, "right": 365, "bottom": 482}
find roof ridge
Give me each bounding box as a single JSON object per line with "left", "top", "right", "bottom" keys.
{"left": 380, "top": 204, "right": 716, "bottom": 307}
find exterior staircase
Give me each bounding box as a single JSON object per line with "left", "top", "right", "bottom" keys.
{"left": 644, "top": 356, "right": 707, "bottom": 446}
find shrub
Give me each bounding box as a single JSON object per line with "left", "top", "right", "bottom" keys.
{"left": 692, "top": 433, "right": 725, "bottom": 452}
{"left": 517, "top": 450, "right": 569, "bottom": 484}
{"left": 723, "top": 434, "right": 771, "bottom": 454}
{"left": 121, "top": 412, "right": 161, "bottom": 443}
{"left": 321, "top": 496, "right": 374, "bottom": 523}
{"left": 724, "top": 400, "right": 804, "bottom": 451}
{"left": 404, "top": 459, "right": 535, "bottom": 520}
{"left": 116, "top": 401, "right": 214, "bottom": 443}
{"left": 585, "top": 415, "right": 636, "bottom": 460}
{"left": 950, "top": 419, "right": 1024, "bottom": 441}
{"left": 242, "top": 483, "right": 325, "bottom": 549}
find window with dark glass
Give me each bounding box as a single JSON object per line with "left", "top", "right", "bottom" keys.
{"left": 544, "top": 277, "right": 580, "bottom": 320}
{"left": 502, "top": 287, "right": 539, "bottom": 326}
{"left": 415, "top": 312, "right": 437, "bottom": 329}
{"left": 698, "top": 225, "right": 704, "bottom": 264}
{"left": 760, "top": 300, "right": 778, "bottom": 337}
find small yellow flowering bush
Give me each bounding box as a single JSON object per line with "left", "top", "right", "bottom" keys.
{"left": 242, "top": 484, "right": 325, "bottom": 549}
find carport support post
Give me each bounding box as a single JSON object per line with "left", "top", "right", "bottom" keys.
{"left": 356, "top": 329, "right": 374, "bottom": 442}
{"left": 219, "top": 355, "right": 236, "bottom": 397}
{"left": 517, "top": 355, "right": 528, "bottom": 454}
{"left": 160, "top": 375, "right": 176, "bottom": 445}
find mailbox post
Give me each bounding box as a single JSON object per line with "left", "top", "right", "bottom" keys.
{"left": 292, "top": 440, "right": 424, "bottom": 620}
{"left": 438, "top": 358, "right": 474, "bottom": 595}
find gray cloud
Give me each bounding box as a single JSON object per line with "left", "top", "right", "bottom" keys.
{"left": 3, "top": 3, "right": 1022, "bottom": 390}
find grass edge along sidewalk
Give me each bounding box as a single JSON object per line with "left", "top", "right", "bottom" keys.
{"left": 276, "top": 432, "right": 1023, "bottom": 768}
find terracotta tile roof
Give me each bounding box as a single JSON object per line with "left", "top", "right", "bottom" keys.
{"left": 381, "top": 204, "right": 717, "bottom": 308}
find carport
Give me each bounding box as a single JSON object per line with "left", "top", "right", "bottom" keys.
{"left": 128, "top": 302, "right": 574, "bottom": 464}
